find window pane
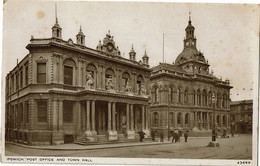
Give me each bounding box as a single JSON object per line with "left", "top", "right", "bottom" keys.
{"left": 64, "top": 66, "right": 73, "bottom": 85}
{"left": 63, "top": 101, "right": 73, "bottom": 122}
{"left": 37, "top": 101, "right": 47, "bottom": 122}
{"left": 37, "top": 63, "right": 46, "bottom": 83}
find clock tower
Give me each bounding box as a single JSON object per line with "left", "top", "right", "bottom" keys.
{"left": 183, "top": 14, "right": 196, "bottom": 49}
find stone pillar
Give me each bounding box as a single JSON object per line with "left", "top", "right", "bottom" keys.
{"left": 126, "top": 104, "right": 135, "bottom": 139}
{"left": 174, "top": 112, "right": 178, "bottom": 127}
{"left": 112, "top": 102, "right": 116, "bottom": 131}
{"left": 194, "top": 111, "right": 197, "bottom": 126}
{"left": 86, "top": 100, "right": 90, "bottom": 131}
{"left": 58, "top": 100, "right": 63, "bottom": 131}
{"left": 145, "top": 106, "right": 149, "bottom": 130}
{"left": 126, "top": 103, "right": 129, "bottom": 131}
{"left": 108, "top": 102, "right": 111, "bottom": 131}
{"left": 77, "top": 101, "right": 81, "bottom": 131}
{"left": 91, "top": 100, "right": 96, "bottom": 131}
{"left": 52, "top": 99, "right": 58, "bottom": 131}
{"left": 194, "top": 92, "right": 197, "bottom": 106}
{"left": 142, "top": 105, "right": 145, "bottom": 130}
{"left": 130, "top": 105, "right": 134, "bottom": 131}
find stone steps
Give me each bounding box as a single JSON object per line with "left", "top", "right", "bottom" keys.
{"left": 74, "top": 133, "right": 151, "bottom": 146}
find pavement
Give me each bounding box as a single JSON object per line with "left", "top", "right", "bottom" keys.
{"left": 5, "top": 134, "right": 239, "bottom": 151}
{"left": 5, "top": 134, "right": 252, "bottom": 159}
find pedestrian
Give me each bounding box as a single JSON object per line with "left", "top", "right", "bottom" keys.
{"left": 160, "top": 131, "right": 164, "bottom": 142}
{"left": 151, "top": 130, "right": 155, "bottom": 141}
{"left": 178, "top": 131, "right": 181, "bottom": 142}
{"left": 171, "top": 131, "right": 175, "bottom": 143}
{"left": 175, "top": 131, "right": 178, "bottom": 143}
{"left": 138, "top": 131, "right": 145, "bottom": 142}
{"left": 184, "top": 131, "right": 189, "bottom": 142}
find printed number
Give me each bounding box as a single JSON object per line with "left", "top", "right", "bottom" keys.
{"left": 237, "top": 161, "right": 251, "bottom": 164}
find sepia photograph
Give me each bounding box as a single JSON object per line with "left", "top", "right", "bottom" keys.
{"left": 1, "top": 0, "right": 259, "bottom": 165}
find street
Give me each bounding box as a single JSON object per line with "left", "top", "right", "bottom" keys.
{"left": 5, "top": 134, "right": 252, "bottom": 159}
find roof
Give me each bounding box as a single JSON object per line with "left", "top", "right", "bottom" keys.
{"left": 175, "top": 47, "right": 206, "bottom": 65}
{"left": 230, "top": 100, "right": 253, "bottom": 105}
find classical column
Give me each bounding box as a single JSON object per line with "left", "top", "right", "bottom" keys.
{"left": 194, "top": 111, "right": 197, "bottom": 127}
{"left": 130, "top": 104, "right": 134, "bottom": 130}
{"left": 86, "top": 100, "right": 90, "bottom": 131}
{"left": 58, "top": 100, "right": 63, "bottom": 131}
{"left": 174, "top": 112, "right": 178, "bottom": 127}
{"left": 91, "top": 100, "right": 95, "bottom": 131}
{"left": 102, "top": 111, "right": 106, "bottom": 133}
{"left": 98, "top": 108, "right": 102, "bottom": 132}
{"left": 108, "top": 102, "right": 111, "bottom": 131}
{"left": 112, "top": 102, "right": 116, "bottom": 131}
{"left": 77, "top": 101, "right": 81, "bottom": 131}
{"left": 142, "top": 105, "right": 145, "bottom": 130}
{"left": 145, "top": 106, "right": 149, "bottom": 130}
{"left": 82, "top": 102, "right": 85, "bottom": 131}
{"left": 194, "top": 92, "right": 197, "bottom": 106}
{"left": 126, "top": 104, "right": 130, "bottom": 131}
{"left": 52, "top": 99, "right": 58, "bottom": 131}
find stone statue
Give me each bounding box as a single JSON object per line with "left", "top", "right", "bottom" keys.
{"left": 141, "top": 83, "right": 146, "bottom": 95}
{"left": 106, "top": 76, "right": 114, "bottom": 90}
{"left": 86, "top": 72, "right": 94, "bottom": 89}
{"left": 125, "top": 80, "right": 131, "bottom": 92}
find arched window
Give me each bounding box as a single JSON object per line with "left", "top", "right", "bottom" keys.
{"left": 223, "top": 115, "right": 226, "bottom": 126}
{"left": 169, "top": 87, "right": 174, "bottom": 102}
{"left": 216, "top": 94, "right": 220, "bottom": 108}
{"left": 64, "top": 58, "right": 76, "bottom": 85}
{"left": 184, "top": 89, "right": 188, "bottom": 104}
{"left": 222, "top": 94, "right": 225, "bottom": 108}
{"left": 136, "top": 75, "right": 144, "bottom": 95}
{"left": 177, "top": 88, "right": 181, "bottom": 103}
{"left": 185, "top": 113, "right": 189, "bottom": 125}
{"left": 197, "top": 89, "right": 201, "bottom": 105}
{"left": 177, "top": 113, "right": 182, "bottom": 124}
{"left": 122, "top": 72, "right": 130, "bottom": 92}
{"left": 217, "top": 115, "right": 220, "bottom": 125}
{"left": 208, "top": 91, "right": 212, "bottom": 106}
{"left": 202, "top": 90, "right": 207, "bottom": 106}
{"left": 170, "top": 112, "right": 174, "bottom": 124}
{"left": 154, "top": 87, "right": 159, "bottom": 103}
{"left": 153, "top": 112, "right": 159, "bottom": 125}
{"left": 193, "top": 90, "right": 196, "bottom": 105}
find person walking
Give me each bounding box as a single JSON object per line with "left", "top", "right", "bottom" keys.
{"left": 160, "top": 131, "right": 164, "bottom": 142}
{"left": 178, "top": 131, "right": 181, "bottom": 142}
{"left": 138, "top": 131, "right": 145, "bottom": 142}
{"left": 175, "top": 131, "right": 179, "bottom": 143}
{"left": 171, "top": 131, "right": 175, "bottom": 143}
{"left": 184, "top": 131, "right": 189, "bottom": 142}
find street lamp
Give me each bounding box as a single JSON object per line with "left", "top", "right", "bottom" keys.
{"left": 212, "top": 93, "right": 217, "bottom": 142}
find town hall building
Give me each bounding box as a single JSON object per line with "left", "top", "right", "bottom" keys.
{"left": 149, "top": 16, "right": 232, "bottom": 138}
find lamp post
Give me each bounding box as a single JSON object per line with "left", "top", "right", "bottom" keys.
{"left": 212, "top": 93, "right": 217, "bottom": 142}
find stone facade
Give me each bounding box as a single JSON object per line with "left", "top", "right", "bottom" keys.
{"left": 149, "top": 17, "right": 232, "bottom": 139}
{"left": 230, "top": 100, "right": 253, "bottom": 134}
{"left": 5, "top": 17, "right": 151, "bottom": 145}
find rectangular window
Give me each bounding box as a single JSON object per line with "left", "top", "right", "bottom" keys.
{"left": 37, "top": 63, "right": 46, "bottom": 83}
{"left": 20, "top": 70, "right": 23, "bottom": 88}
{"left": 63, "top": 100, "right": 73, "bottom": 123}
{"left": 25, "top": 101, "right": 29, "bottom": 123}
{"left": 37, "top": 100, "right": 47, "bottom": 122}
{"left": 16, "top": 73, "right": 19, "bottom": 91}
{"left": 64, "top": 66, "right": 73, "bottom": 85}
{"left": 25, "top": 65, "right": 29, "bottom": 85}
{"left": 20, "top": 103, "right": 24, "bottom": 123}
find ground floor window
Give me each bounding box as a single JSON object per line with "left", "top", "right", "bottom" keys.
{"left": 63, "top": 100, "right": 74, "bottom": 123}
{"left": 37, "top": 100, "right": 47, "bottom": 122}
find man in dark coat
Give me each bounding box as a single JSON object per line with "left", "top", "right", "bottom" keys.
{"left": 138, "top": 131, "right": 145, "bottom": 142}
{"left": 171, "top": 131, "right": 175, "bottom": 143}
{"left": 184, "top": 131, "right": 189, "bottom": 142}
{"left": 175, "top": 131, "right": 179, "bottom": 143}
{"left": 160, "top": 131, "right": 164, "bottom": 142}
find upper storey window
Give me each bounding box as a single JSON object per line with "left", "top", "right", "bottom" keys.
{"left": 169, "top": 87, "right": 174, "bottom": 102}
{"left": 154, "top": 86, "right": 159, "bottom": 103}
{"left": 136, "top": 75, "right": 144, "bottom": 95}
{"left": 64, "top": 66, "right": 73, "bottom": 85}
{"left": 37, "top": 63, "right": 46, "bottom": 84}
{"left": 63, "top": 58, "right": 76, "bottom": 86}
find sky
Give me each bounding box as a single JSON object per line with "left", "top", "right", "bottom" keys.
{"left": 2, "top": 0, "right": 259, "bottom": 101}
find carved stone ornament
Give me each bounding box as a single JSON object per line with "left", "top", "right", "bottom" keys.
{"left": 35, "top": 56, "right": 48, "bottom": 63}
{"left": 105, "top": 76, "right": 114, "bottom": 90}
{"left": 86, "top": 72, "right": 94, "bottom": 89}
